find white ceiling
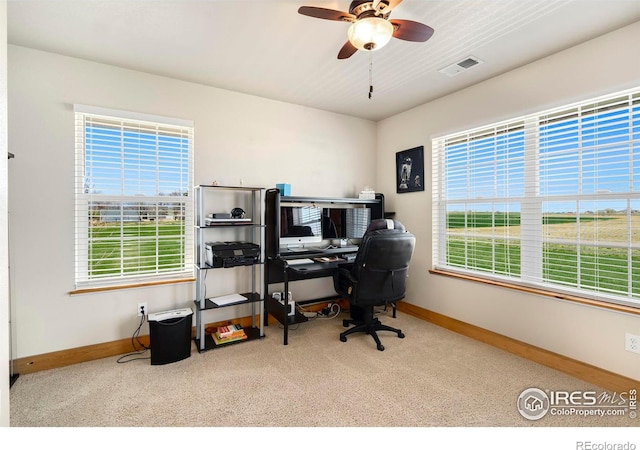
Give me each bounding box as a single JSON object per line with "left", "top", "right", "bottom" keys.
{"left": 7, "top": 0, "right": 640, "bottom": 121}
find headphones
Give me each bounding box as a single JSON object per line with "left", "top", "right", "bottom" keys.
{"left": 231, "top": 207, "right": 245, "bottom": 219}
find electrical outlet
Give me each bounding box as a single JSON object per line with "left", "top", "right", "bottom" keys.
{"left": 137, "top": 302, "right": 148, "bottom": 317}
{"left": 625, "top": 332, "right": 640, "bottom": 354}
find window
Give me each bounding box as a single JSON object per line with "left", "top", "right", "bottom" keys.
{"left": 74, "top": 105, "right": 194, "bottom": 288}
{"left": 432, "top": 88, "right": 640, "bottom": 309}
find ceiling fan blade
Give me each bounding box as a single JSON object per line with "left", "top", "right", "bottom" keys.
{"left": 298, "top": 6, "right": 355, "bottom": 22}
{"left": 390, "top": 19, "right": 434, "bottom": 42}
{"left": 337, "top": 41, "right": 358, "bottom": 60}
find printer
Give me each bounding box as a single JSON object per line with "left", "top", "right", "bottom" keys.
{"left": 205, "top": 241, "right": 260, "bottom": 268}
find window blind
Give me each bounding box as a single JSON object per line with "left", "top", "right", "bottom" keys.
{"left": 74, "top": 106, "right": 194, "bottom": 288}
{"left": 432, "top": 87, "right": 640, "bottom": 308}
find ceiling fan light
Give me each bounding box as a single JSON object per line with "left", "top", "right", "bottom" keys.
{"left": 347, "top": 17, "right": 393, "bottom": 51}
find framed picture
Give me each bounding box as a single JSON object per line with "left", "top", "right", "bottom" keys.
{"left": 396, "top": 146, "right": 424, "bottom": 193}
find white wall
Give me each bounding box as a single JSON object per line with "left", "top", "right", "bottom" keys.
{"left": 377, "top": 22, "right": 640, "bottom": 381}
{"left": 7, "top": 45, "right": 376, "bottom": 358}
{"left": 1, "top": 0, "right": 10, "bottom": 428}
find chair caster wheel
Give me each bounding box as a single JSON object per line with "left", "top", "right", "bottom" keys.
{"left": 398, "top": 332, "right": 405, "bottom": 339}
{"left": 342, "top": 320, "right": 350, "bottom": 328}
{"left": 377, "top": 344, "right": 385, "bottom": 351}
{"left": 340, "top": 336, "right": 347, "bottom": 342}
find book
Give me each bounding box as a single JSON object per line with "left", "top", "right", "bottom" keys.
{"left": 205, "top": 324, "right": 246, "bottom": 339}
{"left": 216, "top": 324, "right": 244, "bottom": 338}
{"left": 216, "top": 330, "right": 245, "bottom": 340}
{"left": 211, "top": 332, "right": 248, "bottom": 346}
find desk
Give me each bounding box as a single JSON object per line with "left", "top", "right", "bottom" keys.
{"left": 263, "top": 189, "right": 385, "bottom": 344}
{"left": 264, "top": 248, "right": 358, "bottom": 345}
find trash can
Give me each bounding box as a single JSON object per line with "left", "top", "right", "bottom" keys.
{"left": 148, "top": 308, "right": 193, "bottom": 365}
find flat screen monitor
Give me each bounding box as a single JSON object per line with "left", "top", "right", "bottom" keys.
{"left": 346, "top": 208, "right": 371, "bottom": 239}
{"left": 323, "top": 207, "right": 371, "bottom": 240}
{"left": 280, "top": 205, "right": 323, "bottom": 248}
{"left": 322, "top": 208, "right": 343, "bottom": 239}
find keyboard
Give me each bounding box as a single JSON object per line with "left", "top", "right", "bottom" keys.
{"left": 304, "top": 246, "right": 328, "bottom": 252}
{"left": 287, "top": 258, "right": 315, "bottom": 265}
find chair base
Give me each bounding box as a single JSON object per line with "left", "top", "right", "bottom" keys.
{"left": 339, "top": 309, "right": 404, "bottom": 351}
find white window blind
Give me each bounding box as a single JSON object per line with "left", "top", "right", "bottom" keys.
{"left": 432, "top": 87, "right": 640, "bottom": 308}
{"left": 74, "top": 106, "right": 194, "bottom": 288}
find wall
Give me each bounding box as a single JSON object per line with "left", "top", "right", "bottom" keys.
{"left": 1, "top": 0, "right": 10, "bottom": 427}
{"left": 7, "top": 45, "right": 376, "bottom": 358}
{"left": 377, "top": 21, "right": 640, "bottom": 381}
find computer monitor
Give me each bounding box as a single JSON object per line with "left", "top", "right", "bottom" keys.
{"left": 279, "top": 205, "right": 323, "bottom": 248}
{"left": 346, "top": 208, "right": 371, "bottom": 239}
{"left": 322, "top": 208, "right": 343, "bottom": 239}
{"left": 322, "top": 207, "right": 371, "bottom": 240}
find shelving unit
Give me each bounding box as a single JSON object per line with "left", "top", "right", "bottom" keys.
{"left": 193, "top": 185, "right": 266, "bottom": 352}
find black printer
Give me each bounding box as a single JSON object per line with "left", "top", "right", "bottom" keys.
{"left": 205, "top": 241, "right": 260, "bottom": 268}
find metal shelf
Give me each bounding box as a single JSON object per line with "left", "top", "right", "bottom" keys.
{"left": 194, "top": 185, "right": 266, "bottom": 352}
{"left": 194, "top": 326, "right": 264, "bottom": 353}
{"left": 195, "top": 292, "right": 262, "bottom": 311}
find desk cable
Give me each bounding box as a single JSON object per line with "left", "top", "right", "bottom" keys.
{"left": 297, "top": 302, "right": 341, "bottom": 320}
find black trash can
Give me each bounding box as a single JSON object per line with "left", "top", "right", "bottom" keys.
{"left": 148, "top": 308, "right": 193, "bottom": 365}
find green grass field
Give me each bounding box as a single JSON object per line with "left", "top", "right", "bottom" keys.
{"left": 446, "top": 212, "right": 640, "bottom": 298}
{"left": 446, "top": 212, "right": 606, "bottom": 228}
{"left": 89, "top": 221, "right": 186, "bottom": 278}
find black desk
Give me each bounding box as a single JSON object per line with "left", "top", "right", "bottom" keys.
{"left": 264, "top": 248, "right": 358, "bottom": 345}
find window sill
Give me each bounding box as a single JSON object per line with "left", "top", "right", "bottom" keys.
{"left": 69, "top": 277, "right": 195, "bottom": 295}
{"left": 429, "top": 269, "right": 640, "bottom": 316}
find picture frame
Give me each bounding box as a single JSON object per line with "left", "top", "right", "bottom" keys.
{"left": 396, "top": 146, "right": 425, "bottom": 193}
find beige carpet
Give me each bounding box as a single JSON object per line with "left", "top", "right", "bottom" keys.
{"left": 8, "top": 309, "right": 637, "bottom": 428}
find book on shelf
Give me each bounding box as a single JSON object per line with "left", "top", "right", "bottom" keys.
{"left": 211, "top": 332, "right": 248, "bottom": 346}
{"left": 205, "top": 324, "right": 247, "bottom": 345}
{"left": 216, "top": 324, "right": 244, "bottom": 339}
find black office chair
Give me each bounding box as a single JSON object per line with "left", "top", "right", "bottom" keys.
{"left": 333, "top": 219, "right": 416, "bottom": 351}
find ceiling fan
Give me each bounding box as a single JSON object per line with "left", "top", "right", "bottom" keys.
{"left": 298, "top": 0, "right": 434, "bottom": 59}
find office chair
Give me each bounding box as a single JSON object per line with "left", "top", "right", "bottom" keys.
{"left": 333, "top": 219, "right": 415, "bottom": 351}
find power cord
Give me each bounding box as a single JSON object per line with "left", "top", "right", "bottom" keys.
{"left": 295, "top": 303, "right": 317, "bottom": 319}
{"left": 116, "top": 313, "right": 151, "bottom": 363}
{"left": 296, "top": 302, "right": 341, "bottom": 319}
{"left": 318, "top": 302, "right": 341, "bottom": 319}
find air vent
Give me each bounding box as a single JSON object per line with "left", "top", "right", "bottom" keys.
{"left": 438, "top": 56, "right": 484, "bottom": 77}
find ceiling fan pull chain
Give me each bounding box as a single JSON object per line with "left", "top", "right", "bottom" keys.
{"left": 368, "top": 52, "right": 373, "bottom": 99}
